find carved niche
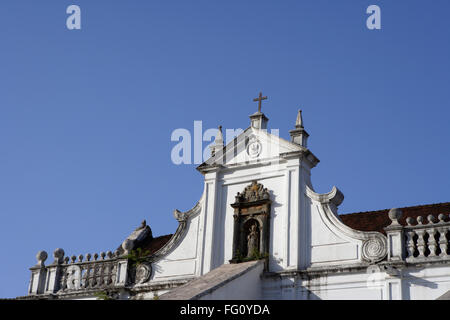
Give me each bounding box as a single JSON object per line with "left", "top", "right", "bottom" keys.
{"left": 230, "top": 181, "right": 271, "bottom": 263}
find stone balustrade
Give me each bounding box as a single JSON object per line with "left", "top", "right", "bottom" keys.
{"left": 384, "top": 208, "right": 450, "bottom": 264}
{"left": 404, "top": 214, "right": 450, "bottom": 262}
{"left": 28, "top": 248, "right": 129, "bottom": 296}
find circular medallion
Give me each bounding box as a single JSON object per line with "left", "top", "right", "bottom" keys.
{"left": 246, "top": 137, "right": 262, "bottom": 158}
{"left": 362, "top": 237, "right": 387, "bottom": 263}
{"left": 135, "top": 264, "right": 151, "bottom": 284}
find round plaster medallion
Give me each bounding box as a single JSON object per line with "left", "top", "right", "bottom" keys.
{"left": 362, "top": 237, "right": 387, "bottom": 263}
{"left": 246, "top": 137, "right": 262, "bottom": 158}
{"left": 135, "top": 264, "right": 151, "bottom": 284}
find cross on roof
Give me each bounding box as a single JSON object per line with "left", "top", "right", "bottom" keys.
{"left": 253, "top": 92, "right": 268, "bottom": 113}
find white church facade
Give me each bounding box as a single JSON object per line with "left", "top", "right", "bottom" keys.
{"left": 23, "top": 95, "right": 450, "bottom": 300}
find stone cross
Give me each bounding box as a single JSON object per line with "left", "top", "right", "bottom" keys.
{"left": 253, "top": 92, "right": 268, "bottom": 113}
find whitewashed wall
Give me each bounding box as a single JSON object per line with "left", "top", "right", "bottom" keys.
{"left": 199, "top": 262, "right": 264, "bottom": 300}
{"left": 262, "top": 264, "right": 450, "bottom": 300}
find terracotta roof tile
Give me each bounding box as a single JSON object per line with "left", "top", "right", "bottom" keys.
{"left": 340, "top": 202, "right": 450, "bottom": 235}
{"left": 138, "top": 234, "right": 173, "bottom": 255}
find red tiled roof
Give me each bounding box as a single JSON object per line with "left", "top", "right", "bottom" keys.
{"left": 340, "top": 202, "right": 450, "bottom": 235}
{"left": 115, "top": 233, "right": 173, "bottom": 256}
{"left": 139, "top": 234, "right": 173, "bottom": 255}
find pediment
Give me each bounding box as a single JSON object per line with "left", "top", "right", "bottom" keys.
{"left": 197, "top": 127, "right": 307, "bottom": 171}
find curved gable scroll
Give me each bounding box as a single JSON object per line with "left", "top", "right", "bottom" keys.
{"left": 306, "top": 186, "right": 387, "bottom": 264}
{"left": 149, "top": 193, "right": 203, "bottom": 263}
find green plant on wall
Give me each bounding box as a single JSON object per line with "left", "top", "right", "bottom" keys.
{"left": 125, "top": 247, "right": 151, "bottom": 267}
{"left": 94, "top": 291, "right": 113, "bottom": 300}
{"left": 244, "top": 248, "right": 269, "bottom": 262}
{"left": 234, "top": 248, "right": 268, "bottom": 263}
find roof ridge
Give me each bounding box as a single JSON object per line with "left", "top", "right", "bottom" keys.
{"left": 341, "top": 202, "right": 450, "bottom": 217}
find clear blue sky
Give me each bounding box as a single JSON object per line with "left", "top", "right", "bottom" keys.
{"left": 1, "top": 0, "right": 449, "bottom": 298}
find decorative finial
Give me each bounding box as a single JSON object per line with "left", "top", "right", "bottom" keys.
{"left": 53, "top": 248, "right": 65, "bottom": 264}
{"left": 36, "top": 251, "right": 48, "bottom": 267}
{"left": 210, "top": 125, "right": 225, "bottom": 158}
{"left": 289, "top": 109, "right": 309, "bottom": 147}
{"left": 295, "top": 110, "right": 304, "bottom": 129}
{"left": 122, "top": 239, "right": 134, "bottom": 255}
{"left": 388, "top": 208, "right": 403, "bottom": 225}
{"left": 135, "top": 220, "right": 147, "bottom": 231}
{"left": 216, "top": 126, "right": 224, "bottom": 144}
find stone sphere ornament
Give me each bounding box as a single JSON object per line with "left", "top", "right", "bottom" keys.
{"left": 388, "top": 208, "right": 403, "bottom": 224}
{"left": 122, "top": 239, "right": 134, "bottom": 254}
{"left": 36, "top": 251, "right": 48, "bottom": 265}
{"left": 406, "top": 217, "right": 414, "bottom": 226}
{"left": 53, "top": 248, "right": 65, "bottom": 260}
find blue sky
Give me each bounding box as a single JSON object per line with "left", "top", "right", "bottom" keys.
{"left": 1, "top": 0, "right": 449, "bottom": 298}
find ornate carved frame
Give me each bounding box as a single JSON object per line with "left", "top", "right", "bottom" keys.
{"left": 230, "top": 181, "right": 271, "bottom": 263}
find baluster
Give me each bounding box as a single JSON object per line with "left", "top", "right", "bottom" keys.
{"left": 90, "top": 265, "right": 96, "bottom": 288}
{"left": 100, "top": 252, "right": 106, "bottom": 260}
{"left": 110, "top": 264, "right": 117, "bottom": 285}
{"left": 103, "top": 263, "right": 110, "bottom": 285}
{"left": 406, "top": 230, "right": 416, "bottom": 258}
{"left": 60, "top": 267, "right": 68, "bottom": 291}
{"left": 97, "top": 264, "right": 102, "bottom": 287}
{"left": 89, "top": 265, "right": 94, "bottom": 288}
{"left": 439, "top": 228, "right": 449, "bottom": 257}
{"left": 80, "top": 265, "right": 86, "bottom": 288}
{"left": 93, "top": 264, "right": 100, "bottom": 287}
{"left": 97, "top": 264, "right": 103, "bottom": 287}
{"left": 427, "top": 229, "right": 437, "bottom": 257}
{"left": 106, "top": 262, "right": 113, "bottom": 285}
{"left": 415, "top": 217, "right": 426, "bottom": 258}
{"left": 102, "top": 263, "right": 109, "bottom": 287}
{"left": 416, "top": 231, "right": 426, "bottom": 258}
{"left": 427, "top": 215, "right": 437, "bottom": 257}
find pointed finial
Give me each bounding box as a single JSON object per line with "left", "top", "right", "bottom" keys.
{"left": 290, "top": 109, "right": 309, "bottom": 147}
{"left": 210, "top": 125, "right": 225, "bottom": 158}
{"left": 295, "top": 110, "right": 304, "bottom": 129}
{"left": 216, "top": 126, "right": 224, "bottom": 143}
{"left": 135, "top": 219, "right": 147, "bottom": 231}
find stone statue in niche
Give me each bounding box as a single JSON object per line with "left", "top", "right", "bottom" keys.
{"left": 230, "top": 181, "right": 271, "bottom": 264}
{"left": 246, "top": 224, "right": 259, "bottom": 258}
